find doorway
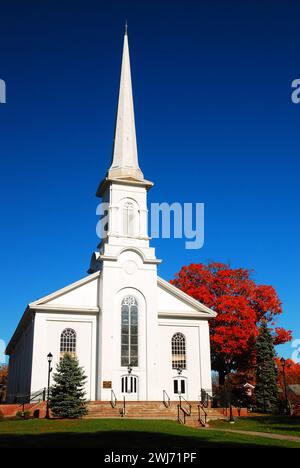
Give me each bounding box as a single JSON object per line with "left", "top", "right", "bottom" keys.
{"left": 173, "top": 377, "right": 187, "bottom": 399}
{"left": 121, "top": 375, "right": 138, "bottom": 401}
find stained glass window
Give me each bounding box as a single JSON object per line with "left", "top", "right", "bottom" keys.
{"left": 171, "top": 333, "right": 186, "bottom": 369}
{"left": 121, "top": 296, "right": 138, "bottom": 367}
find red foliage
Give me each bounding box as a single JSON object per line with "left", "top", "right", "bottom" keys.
{"left": 0, "top": 365, "right": 8, "bottom": 384}
{"left": 273, "top": 328, "right": 293, "bottom": 346}
{"left": 171, "top": 262, "right": 292, "bottom": 379}
{"left": 276, "top": 358, "right": 300, "bottom": 385}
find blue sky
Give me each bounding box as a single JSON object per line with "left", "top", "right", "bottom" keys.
{"left": 0, "top": 0, "right": 299, "bottom": 362}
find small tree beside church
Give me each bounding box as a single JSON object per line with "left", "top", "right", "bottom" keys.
{"left": 49, "top": 353, "right": 88, "bottom": 418}
{"left": 254, "top": 321, "right": 279, "bottom": 413}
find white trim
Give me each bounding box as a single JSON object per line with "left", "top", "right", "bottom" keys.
{"left": 29, "top": 271, "right": 100, "bottom": 306}
{"left": 30, "top": 305, "right": 99, "bottom": 313}
{"left": 99, "top": 247, "right": 161, "bottom": 265}
{"left": 158, "top": 311, "right": 212, "bottom": 319}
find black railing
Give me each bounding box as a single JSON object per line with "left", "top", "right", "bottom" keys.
{"left": 13, "top": 388, "right": 46, "bottom": 405}
{"left": 179, "top": 395, "right": 191, "bottom": 415}
{"left": 177, "top": 405, "right": 186, "bottom": 424}
{"left": 198, "top": 403, "right": 207, "bottom": 427}
{"left": 177, "top": 395, "right": 192, "bottom": 424}
{"left": 200, "top": 388, "right": 213, "bottom": 408}
{"left": 120, "top": 395, "right": 126, "bottom": 417}
{"left": 16, "top": 388, "right": 46, "bottom": 418}
{"left": 110, "top": 389, "right": 117, "bottom": 408}
{"left": 163, "top": 390, "right": 170, "bottom": 408}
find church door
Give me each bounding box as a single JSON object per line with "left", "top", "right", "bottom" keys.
{"left": 121, "top": 374, "right": 138, "bottom": 401}
{"left": 173, "top": 377, "right": 187, "bottom": 399}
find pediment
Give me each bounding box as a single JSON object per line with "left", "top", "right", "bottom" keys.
{"left": 29, "top": 271, "right": 100, "bottom": 312}
{"left": 157, "top": 276, "right": 216, "bottom": 318}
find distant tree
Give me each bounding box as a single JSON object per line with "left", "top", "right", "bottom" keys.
{"left": 49, "top": 354, "right": 87, "bottom": 419}
{"left": 276, "top": 358, "right": 300, "bottom": 386}
{"left": 0, "top": 364, "right": 8, "bottom": 383}
{"left": 0, "top": 364, "right": 8, "bottom": 403}
{"left": 254, "top": 322, "right": 279, "bottom": 412}
{"left": 171, "top": 262, "right": 292, "bottom": 384}
{"left": 276, "top": 358, "right": 300, "bottom": 414}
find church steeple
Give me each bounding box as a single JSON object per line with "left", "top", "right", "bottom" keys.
{"left": 89, "top": 27, "right": 159, "bottom": 273}
{"left": 108, "top": 26, "right": 144, "bottom": 181}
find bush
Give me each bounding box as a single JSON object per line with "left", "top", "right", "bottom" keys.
{"left": 15, "top": 410, "right": 31, "bottom": 419}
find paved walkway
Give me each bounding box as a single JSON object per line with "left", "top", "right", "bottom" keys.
{"left": 205, "top": 427, "right": 300, "bottom": 442}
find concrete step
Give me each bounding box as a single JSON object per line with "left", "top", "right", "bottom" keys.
{"left": 85, "top": 401, "right": 227, "bottom": 426}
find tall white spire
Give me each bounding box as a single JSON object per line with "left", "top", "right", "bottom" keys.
{"left": 108, "top": 26, "right": 144, "bottom": 181}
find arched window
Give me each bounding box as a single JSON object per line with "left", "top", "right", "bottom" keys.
{"left": 60, "top": 328, "right": 76, "bottom": 358}
{"left": 121, "top": 296, "right": 138, "bottom": 367}
{"left": 123, "top": 201, "right": 135, "bottom": 236}
{"left": 171, "top": 333, "right": 186, "bottom": 369}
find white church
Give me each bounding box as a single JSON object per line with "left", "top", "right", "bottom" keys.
{"left": 6, "top": 30, "right": 216, "bottom": 403}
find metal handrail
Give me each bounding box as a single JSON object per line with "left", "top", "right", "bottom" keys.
{"left": 15, "top": 388, "right": 46, "bottom": 405}
{"left": 177, "top": 404, "right": 186, "bottom": 424}
{"left": 110, "top": 389, "right": 117, "bottom": 408}
{"left": 200, "top": 388, "right": 213, "bottom": 408}
{"left": 198, "top": 403, "right": 207, "bottom": 427}
{"left": 179, "top": 395, "right": 191, "bottom": 415}
{"left": 120, "top": 395, "right": 126, "bottom": 417}
{"left": 17, "top": 388, "right": 46, "bottom": 418}
{"left": 177, "top": 395, "right": 192, "bottom": 425}
{"left": 163, "top": 390, "right": 170, "bottom": 408}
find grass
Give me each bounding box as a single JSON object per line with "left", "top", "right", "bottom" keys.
{"left": 210, "top": 416, "right": 300, "bottom": 437}
{"left": 0, "top": 418, "right": 299, "bottom": 448}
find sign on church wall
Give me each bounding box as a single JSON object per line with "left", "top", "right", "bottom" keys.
{"left": 103, "top": 381, "right": 112, "bottom": 389}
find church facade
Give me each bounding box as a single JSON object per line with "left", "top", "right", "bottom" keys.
{"left": 6, "top": 30, "right": 216, "bottom": 403}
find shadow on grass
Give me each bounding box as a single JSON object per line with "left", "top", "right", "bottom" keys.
{"left": 242, "top": 416, "right": 300, "bottom": 432}
{"left": 0, "top": 430, "right": 293, "bottom": 448}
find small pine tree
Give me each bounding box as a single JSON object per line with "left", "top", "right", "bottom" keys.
{"left": 49, "top": 353, "right": 88, "bottom": 418}
{"left": 254, "top": 322, "right": 279, "bottom": 413}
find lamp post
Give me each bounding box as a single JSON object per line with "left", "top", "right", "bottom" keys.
{"left": 225, "top": 358, "right": 234, "bottom": 423}
{"left": 280, "top": 357, "right": 289, "bottom": 415}
{"left": 45, "top": 352, "right": 53, "bottom": 419}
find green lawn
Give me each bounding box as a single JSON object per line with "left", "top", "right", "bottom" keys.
{"left": 0, "top": 418, "right": 299, "bottom": 448}
{"left": 210, "top": 416, "right": 300, "bottom": 437}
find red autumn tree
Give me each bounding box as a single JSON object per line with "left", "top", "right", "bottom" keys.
{"left": 171, "top": 262, "right": 292, "bottom": 384}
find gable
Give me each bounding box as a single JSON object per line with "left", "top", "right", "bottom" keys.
{"left": 29, "top": 272, "right": 100, "bottom": 311}
{"left": 157, "top": 276, "right": 216, "bottom": 318}
{"left": 158, "top": 286, "right": 196, "bottom": 312}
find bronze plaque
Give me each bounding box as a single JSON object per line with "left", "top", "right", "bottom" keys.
{"left": 103, "top": 381, "right": 112, "bottom": 389}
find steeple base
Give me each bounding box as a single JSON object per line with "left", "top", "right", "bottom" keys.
{"left": 108, "top": 166, "right": 144, "bottom": 181}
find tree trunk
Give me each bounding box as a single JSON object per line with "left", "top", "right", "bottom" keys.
{"left": 219, "top": 370, "right": 226, "bottom": 386}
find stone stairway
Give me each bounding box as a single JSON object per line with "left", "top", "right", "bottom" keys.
{"left": 85, "top": 401, "right": 226, "bottom": 427}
